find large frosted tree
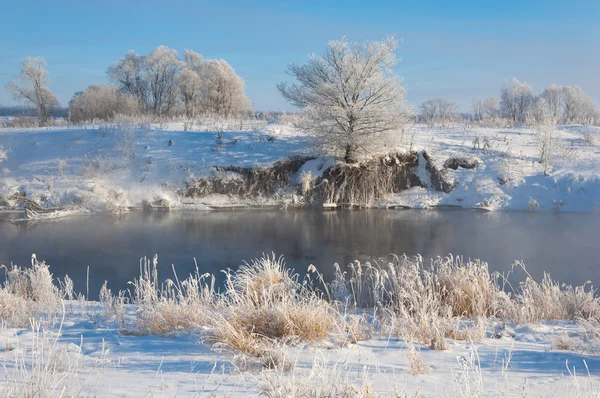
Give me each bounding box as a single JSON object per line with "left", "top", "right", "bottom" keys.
{"left": 199, "top": 59, "right": 250, "bottom": 117}
{"left": 6, "top": 57, "right": 60, "bottom": 126}
{"left": 500, "top": 78, "right": 533, "bottom": 125}
{"left": 277, "top": 36, "right": 407, "bottom": 163}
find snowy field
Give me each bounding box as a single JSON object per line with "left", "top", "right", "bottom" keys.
{"left": 2, "top": 307, "right": 600, "bottom": 396}
{"left": 1, "top": 122, "right": 599, "bottom": 215}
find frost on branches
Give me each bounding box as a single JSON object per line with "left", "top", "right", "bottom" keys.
{"left": 278, "top": 36, "right": 409, "bottom": 163}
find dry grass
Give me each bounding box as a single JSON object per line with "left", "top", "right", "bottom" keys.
{"left": 204, "top": 254, "right": 340, "bottom": 360}
{"left": 0, "top": 255, "right": 64, "bottom": 328}
{"left": 259, "top": 356, "right": 381, "bottom": 398}
{"left": 331, "top": 254, "right": 600, "bottom": 349}
{"left": 504, "top": 263, "right": 600, "bottom": 324}
{"left": 2, "top": 312, "right": 87, "bottom": 398}
{"left": 125, "top": 253, "right": 341, "bottom": 360}
{"left": 405, "top": 341, "right": 429, "bottom": 375}
{"left": 127, "top": 255, "right": 216, "bottom": 335}
{"left": 552, "top": 332, "right": 578, "bottom": 351}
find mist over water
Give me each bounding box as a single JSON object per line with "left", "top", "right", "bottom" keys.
{"left": 0, "top": 209, "right": 598, "bottom": 299}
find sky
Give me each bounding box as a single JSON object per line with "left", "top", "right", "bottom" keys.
{"left": 0, "top": 0, "right": 599, "bottom": 112}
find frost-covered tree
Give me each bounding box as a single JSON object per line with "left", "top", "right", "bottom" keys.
{"left": 199, "top": 59, "right": 250, "bottom": 117}
{"left": 437, "top": 98, "right": 458, "bottom": 125}
{"left": 6, "top": 57, "right": 60, "bottom": 126}
{"left": 483, "top": 97, "right": 500, "bottom": 119}
{"left": 539, "top": 84, "right": 563, "bottom": 121}
{"left": 529, "top": 98, "right": 562, "bottom": 175}
{"left": 472, "top": 98, "right": 485, "bottom": 122}
{"left": 108, "top": 47, "right": 250, "bottom": 118}
{"left": 108, "top": 46, "right": 182, "bottom": 116}
{"left": 562, "top": 85, "right": 597, "bottom": 124}
{"left": 419, "top": 100, "right": 437, "bottom": 125}
{"left": 68, "top": 85, "right": 139, "bottom": 123}
{"left": 419, "top": 98, "right": 457, "bottom": 126}
{"left": 107, "top": 50, "right": 148, "bottom": 111}
{"left": 177, "top": 50, "right": 203, "bottom": 118}
{"left": 278, "top": 36, "right": 407, "bottom": 163}
{"left": 500, "top": 78, "right": 533, "bottom": 125}
{"left": 144, "top": 46, "right": 182, "bottom": 116}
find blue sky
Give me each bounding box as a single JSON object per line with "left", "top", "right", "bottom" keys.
{"left": 1, "top": 0, "right": 598, "bottom": 111}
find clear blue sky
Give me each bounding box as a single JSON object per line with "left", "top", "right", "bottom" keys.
{"left": 1, "top": 0, "right": 598, "bottom": 112}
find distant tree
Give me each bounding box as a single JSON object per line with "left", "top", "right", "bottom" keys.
{"left": 278, "top": 36, "right": 407, "bottom": 163}
{"left": 437, "top": 98, "right": 458, "bottom": 125}
{"left": 472, "top": 98, "right": 485, "bottom": 122}
{"left": 144, "top": 46, "right": 182, "bottom": 116}
{"left": 68, "top": 84, "right": 139, "bottom": 123}
{"left": 500, "top": 77, "right": 533, "bottom": 125}
{"left": 419, "top": 98, "right": 458, "bottom": 126}
{"left": 107, "top": 50, "right": 148, "bottom": 111}
{"left": 539, "top": 84, "right": 563, "bottom": 121}
{"left": 6, "top": 57, "right": 60, "bottom": 126}
{"left": 562, "top": 85, "right": 597, "bottom": 124}
{"left": 199, "top": 59, "right": 251, "bottom": 117}
{"left": 529, "top": 98, "right": 562, "bottom": 175}
{"left": 483, "top": 97, "right": 500, "bottom": 119}
{"left": 419, "top": 100, "right": 438, "bottom": 125}
{"left": 177, "top": 50, "right": 203, "bottom": 118}
{"left": 108, "top": 46, "right": 182, "bottom": 116}
{"left": 108, "top": 47, "right": 251, "bottom": 119}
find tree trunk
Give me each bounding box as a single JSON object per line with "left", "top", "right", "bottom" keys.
{"left": 344, "top": 143, "right": 358, "bottom": 164}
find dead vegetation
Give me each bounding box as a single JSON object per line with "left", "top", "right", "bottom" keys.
{"left": 0, "top": 255, "right": 66, "bottom": 327}
{"left": 311, "top": 152, "right": 422, "bottom": 206}
{"left": 182, "top": 156, "right": 314, "bottom": 199}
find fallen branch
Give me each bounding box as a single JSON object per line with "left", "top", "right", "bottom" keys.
{"left": 13, "top": 195, "right": 66, "bottom": 213}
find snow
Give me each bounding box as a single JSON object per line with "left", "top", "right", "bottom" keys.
{"left": 0, "top": 122, "right": 599, "bottom": 214}
{"left": 1, "top": 303, "right": 599, "bottom": 396}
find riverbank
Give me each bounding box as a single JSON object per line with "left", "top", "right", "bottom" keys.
{"left": 1, "top": 122, "right": 599, "bottom": 218}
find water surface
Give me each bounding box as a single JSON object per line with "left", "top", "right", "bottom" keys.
{"left": 0, "top": 209, "right": 598, "bottom": 298}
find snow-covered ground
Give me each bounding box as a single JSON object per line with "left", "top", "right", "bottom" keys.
{"left": 1, "top": 303, "right": 599, "bottom": 397}
{"left": 0, "top": 122, "right": 599, "bottom": 214}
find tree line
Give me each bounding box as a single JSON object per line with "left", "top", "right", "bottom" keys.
{"left": 419, "top": 78, "right": 598, "bottom": 126}
{"left": 4, "top": 46, "right": 252, "bottom": 126}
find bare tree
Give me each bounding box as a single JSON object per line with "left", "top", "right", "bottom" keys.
{"left": 6, "top": 57, "right": 60, "bottom": 126}
{"left": 419, "top": 98, "right": 458, "bottom": 126}
{"left": 539, "top": 84, "right": 563, "bottom": 121}
{"left": 144, "top": 46, "right": 182, "bottom": 116}
{"left": 419, "top": 100, "right": 437, "bottom": 125}
{"left": 500, "top": 77, "right": 533, "bottom": 125}
{"left": 530, "top": 98, "right": 564, "bottom": 175}
{"left": 472, "top": 98, "right": 485, "bottom": 122}
{"left": 108, "top": 46, "right": 182, "bottom": 116}
{"left": 278, "top": 36, "right": 407, "bottom": 163}
{"left": 437, "top": 98, "right": 458, "bottom": 125}
{"left": 483, "top": 97, "right": 499, "bottom": 120}
{"left": 107, "top": 50, "right": 147, "bottom": 111}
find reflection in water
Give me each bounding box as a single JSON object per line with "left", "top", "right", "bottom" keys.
{"left": 0, "top": 209, "right": 598, "bottom": 299}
